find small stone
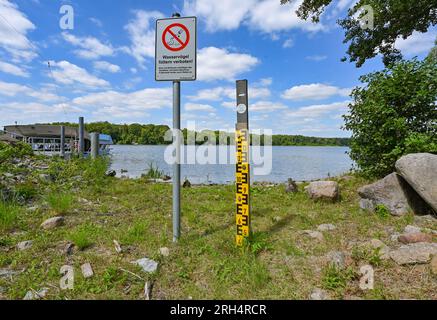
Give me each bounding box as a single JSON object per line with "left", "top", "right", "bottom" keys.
{"left": 23, "top": 288, "right": 49, "bottom": 300}
{"left": 159, "top": 247, "right": 170, "bottom": 257}
{"left": 317, "top": 224, "right": 336, "bottom": 232}
{"left": 64, "top": 243, "right": 75, "bottom": 255}
{"left": 81, "top": 263, "right": 94, "bottom": 279}
{"left": 40, "top": 216, "right": 64, "bottom": 230}
{"left": 183, "top": 179, "right": 192, "bottom": 188}
{"left": 17, "top": 240, "right": 33, "bottom": 251}
{"left": 431, "top": 255, "right": 437, "bottom": 275}
{"left": 285, "top": 179, "right": 298, "bottom": 193}
{"left": 132, "top": 258, "right": 159, "bottom": 273}
{"left": 398, "top": 233, "right": 433, "bottom": 244}
{"left": 310, "top": 288, "right": 330, "bottom": 300}
{"left": 404, "top": 225, "right": 421, "bottom": 234}
{"left": 327, "top": 251, "right": 346, "bottom": 269}
{"left": 113, "top": 240, "right": 123, "bottom": 253}
{"left": 0, "top": 269, "right": 19, "bottom": 278}
{"left": 303, "top": 230, "right": 324, "bottom": 241}
{"left": 306, "top": 181, "right": 340, "bottom": 202}
{"left": 390, "top": 243, "right": 437, "bottom": 265}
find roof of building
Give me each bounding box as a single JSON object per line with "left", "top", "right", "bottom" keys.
{"left": 3, "top": 125, "right": 90, "bottom": 140}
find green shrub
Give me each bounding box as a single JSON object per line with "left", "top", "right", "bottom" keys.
{"left": 0, "top": 142, "right": 33, "bottom": 163}
{"left": 344, "top": 58, "right": 437, "bottom": 178}
{"left": 143, "top": 162, "right": 164, "bottom": 179}
{"left": 375, "top": 205, "right": 390, "bottom": 219}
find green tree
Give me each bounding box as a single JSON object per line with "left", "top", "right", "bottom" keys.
{"left": 282, "top": 0, "right": 437, "bottom": 67}
{"left": 343, "top": 58, "right": 437, "bottom": 177}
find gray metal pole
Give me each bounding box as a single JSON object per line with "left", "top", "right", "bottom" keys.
{"left": 173, "top": 80, "right": 181, "bottom": 242}
{"left": 60, "top": 125, "right": 65, "bottom": 158}
{"left": 91, "top": 132, "right": 99, "bottom": 159}
{"left": 78, "top": 117, "right": 85, "bottom": 156}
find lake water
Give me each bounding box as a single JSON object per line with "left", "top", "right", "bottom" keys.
{"left": 108, "top": 145, "right": 353, "bottom": 184}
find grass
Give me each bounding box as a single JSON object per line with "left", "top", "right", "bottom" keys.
{"left": 0, "top": 157, "right": 436, "bottom": 300}
{"left": 142, "top": 162, "right": 165, "bottom": 179}
{"left": 46, "top": 193, "right": 74, "bottom": 215}
{"left": 0, "top": 201, "right": 20, "bottom": 231}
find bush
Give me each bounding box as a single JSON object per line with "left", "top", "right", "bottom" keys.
{"left": 0, "top": 142, "right": 33, "bottom": 163}
{"left": 344, "top": 58, "right": 437, "bottom": 178}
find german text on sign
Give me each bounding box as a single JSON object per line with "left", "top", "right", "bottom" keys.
{"left": 155, "top": 17, "right": 197, "bottom": 81}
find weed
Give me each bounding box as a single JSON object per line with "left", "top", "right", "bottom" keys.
{"left": 143, "top": 162, "right": 164, "bottom": 179}
{"left": 0, "top": 201, "right": 20, "bottom": 231}
{"left": 122, "top": 220, "right": 150, "bottom": 244}
{"left": 322, "top": 265, "right": 356, "bottom": 291}
{"left": 46, "top": 193, "right": 73, "bottom": 215}
{"left": 243, "top": 232, "right": 272, "bottom": 255}
{"left": 375, "top": 204, "right": 390, "bottom": 219}
{"left": 68, "top": 224, "right": 96, "bottom": 250}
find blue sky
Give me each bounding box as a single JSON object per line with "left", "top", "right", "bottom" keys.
{"left": 0, "top": 0, "right": 435, "bottom": 137}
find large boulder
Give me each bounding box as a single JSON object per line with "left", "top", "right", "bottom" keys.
{"left": 306, "top": 181, "right": 339, "bottom": 202}
{"left": 358, "top": 173, "right": 430, "bottom": 216}
{"left": 395, "top": 153, "right": 437, "bottom": 213}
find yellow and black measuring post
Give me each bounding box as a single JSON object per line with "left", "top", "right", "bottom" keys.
{"left": 235, "top": 80, "right": 250, "bottom": 247}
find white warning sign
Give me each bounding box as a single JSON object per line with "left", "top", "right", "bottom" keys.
{"left": 155, "top": 17, "right": 197, "bottom": 81}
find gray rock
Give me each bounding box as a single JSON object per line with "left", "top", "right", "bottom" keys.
{"left": 17, "top": 240, "right": 33, "bottom": 251}
{"left": 0, "top": 269, "right": 19, "bottom": 278}
{"left": 317, "top": 224, "right": 336, "bottom": 232}
{"left": 81, "top": 263, "right": 94, "bottom": 279}
{"left": 327, "top": 251, "right": 346, "bottom": 269}
{"left": 431, "top": 255, "right": 437, "bottom": 275}
{"left": 285, "top": 178, "right": 298, "bottom": 193}
{"left": 404, "top": 225, "right": 422, "bottom": 234}
{"left": 306, "top": 181, "right": 339, "bottom": 202}
{"left": 40, "top": 216, "right": 64, "bottom": 230}
{"left": 132, "top": 258, "right": 159, "bottom": 273}
{"left": 302, "top": 230, "right": 324, "bottom": 241}
{"left": 23, "top": 288, "right": 49, "bottom": 300}
{"left": 64, "top": 242, "right": 75, "bottom": 255}
{"left": 390, "top": 243, "right": 437, "bottom": 265}
{"left": 310, "top": 288, "right": 330, "bottom": 300}
{"left": 395, "top": 153, "right": 437, "bottom": 213}
{"left": 358, "top": 173, "right": 429, "bottom": 216}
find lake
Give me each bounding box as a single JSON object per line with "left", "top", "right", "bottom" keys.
{"left": 108, "top": 145, "right": 353, "bottom": 184}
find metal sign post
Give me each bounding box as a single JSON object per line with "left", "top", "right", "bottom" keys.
{"left": 235, "top": 80, "right": 251, "bottom": 246}
{"left": 156, "top": 13, "right": 197, "bottom": 242}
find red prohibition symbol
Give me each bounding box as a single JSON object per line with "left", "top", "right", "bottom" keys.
{"left": 162, "top": 23, "right": 190, "bottom": 52}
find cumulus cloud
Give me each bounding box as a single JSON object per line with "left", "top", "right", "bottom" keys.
{"left": 0, "top": 60, "right": 29, "bottom": 77}
{"left": 282, "top": 83, "right": 351, "bottom": 101}
{"left": 62, "top": 33, "right": 115, "bottom": 60}
{"left": 124, "top": 10, "right": 164, "bottom": 67}
{"left": 0, "top": 80, "right": 61, "bottom": 102}
{"left": 93, "top": 61, "right": 121, "bottom": 73}
{"left": 0, "top": 0, "right": 37, "bottom": 62}
{"left": 184, "top": 103, "right": 216, "bottom": 112}
{"left": 395, "top": 31, "right": 437, "bottom": 56}
{"left": 283, "top": 101, "right": 350, "bottom": 119}
{"left": 188, "top": 85, "right": 270, "bottom": 101}
{"left": 198, "top": 47, "right": 259, "bottom": 81}
{"left": 183, "top": 0, "right": 322, "bottom": 34}
{"left": 49, "top": 60, "right": 110, "bottom": 88}
{"left": 251, "top": 101, "right": 288, "bottom": 113}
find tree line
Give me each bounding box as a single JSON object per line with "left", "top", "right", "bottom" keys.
{"left": 48, "top": 122, "right": 350, "bottom": 147}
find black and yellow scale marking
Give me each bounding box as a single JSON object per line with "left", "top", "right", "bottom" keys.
{"left": 236, "top": 128, "right": 250, "bottom": 246}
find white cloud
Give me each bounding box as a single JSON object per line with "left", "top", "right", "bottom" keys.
{"left": 306, "top": 55, "right": 328, "bottom": 61}
{"left": 248, "top": 0, "right": 323, "bottom": 33}
{"left": 184, "top": 103, "right": 216, "bottom": 112}
{"left": 282, "top": 83, "right": 351, "bottom": 101}
{"left": 62, "top": 33, "right": 114, "bottom": 60}
{"left": 283, "top": 38, "right": 294, "bottom": 48}
{"left": 395, "top": 31, "right": 437, "bottom": 56}
{"left": 0, "top": 0, "right": 37, "bottom": 62}
{"left": 284, "top": 101, "right": 350, "bottom": 119}
{"left": 89, "top": 17, "right": 103, "bottom": 28}
{"left": 124, "top": 10, "right": 164, "bottom": 67}
{"left": 188, "top": 85, "right": 270, "bottom": 101}
{"left": 251, "top": 101, "right": 287, "bottom": 113}
{"left": 183, "top": 0, "right": 322, "bottom": 34}
{"left": 183, "top": 0, "right": 255, "bottom": 32}
{"left": 49, "top": 60, "right": 110, "bottom": 88}
{"left": 0, "top": 81, "right": 61, "bottom": 102}
{"left": 0, "top": 60, "right": 29, "bottom": 77}
{"left": 198, "top": 47, "right": 259, "bottom": 81}
{"left": 257, "top": 78, "right": 273, "bottom": 86}
{"left": 93, "top": 61, "right": 121, "bottom": 73}
{"left": 72, "top": 88, "right": 172, "bottom": 112}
